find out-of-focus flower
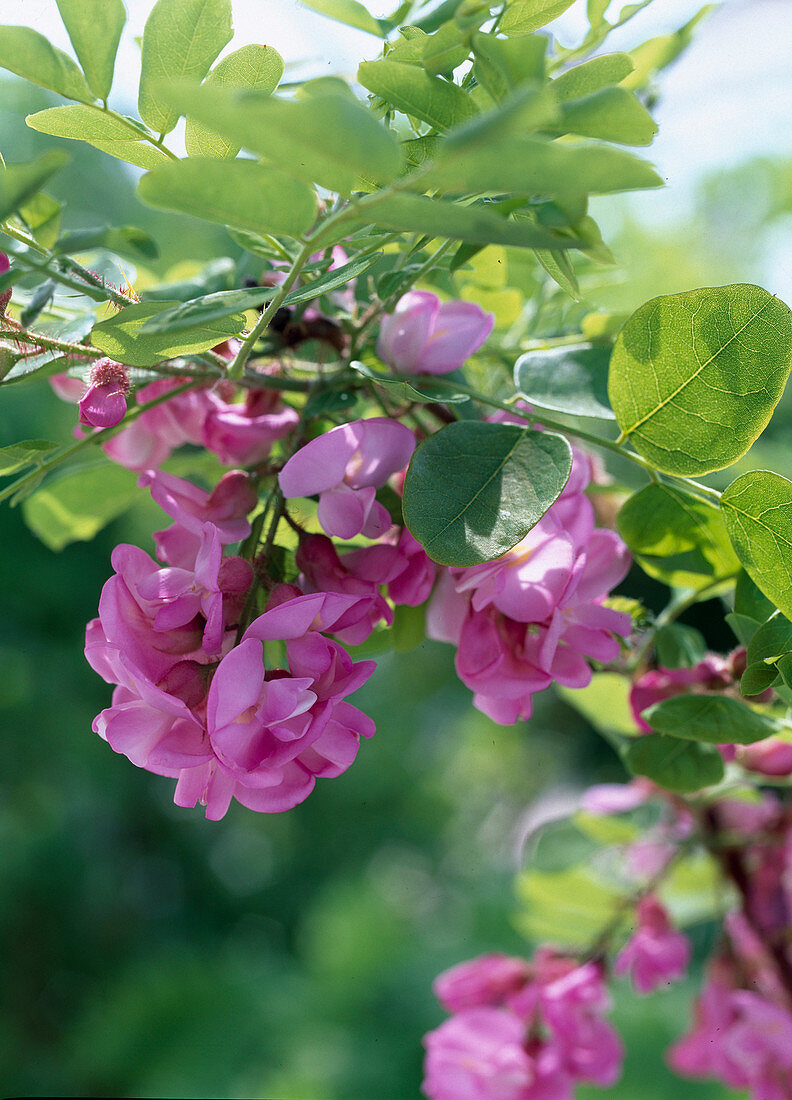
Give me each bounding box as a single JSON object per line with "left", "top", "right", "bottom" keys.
{"left": 615, "top": 895, "right": 691, "bottom": 993}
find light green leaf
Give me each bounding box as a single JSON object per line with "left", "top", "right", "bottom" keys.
{"left": 0, "top": 152, "right": 70, "bottom": 222}
{"left": 91, "top": 299, "right": 246, "bottom": 367}
{"left": 56, "top": 0, "right": 126, "bottom": 100}
{"left": 643, "top": 693, "right": 781, "bottom": 745}
{"left": 514, "top": 344, "right": 614, "bottom": 418}
{"left": 402, "top": 421, "right": 572, "bottom": 566}
{"left": 0, "top": 440, "right": 60, "bottom": 476}
{"left": 350, "top": 193, "right": 578, "bottom": 250}
{"left": 557, "top": 672, "right": 637, "bottom": 736}
{"left": 617, "top": 482, "right": 739, "bottom": 590}
{"left": 471, "top": 31, "right": 546, "bottom": 101}
{"left": 350, "top": 361, "right": 470, "bottom": 405}
{"left": 140, "top": 287, "right": 276, "bottom": 335}
{"left": 553, "top": 53, "right": 634, "bottom": 100}
{"left": 515, "top": 865, "right": 621, "bottom": 947}
{"left": 625, "top": 733, "right": 725, "bottom": 792}
{"left": 163, "top": 83, "right": 402, "bottom": 192}
{"left": 358, "top": 59, "right": 476, "bottom": 131}
{"left": 300, "top": 0, "right": 385, "bottom": 35}
{"left": 22, "top": 461, "right": 139, "bottom": 551}
{"left": 420, "top": 136, "right": 663, "bottom": 196}
{"left": 501, "top": 0, "right": 576, "bottom": 35}
{"left": 721, "top": 472, "right": 792, "bottom": 621}
{"left": 387, "top": 23, "right": 470, "bottom": 76}
{"left": 138, "top": 0, "right": 233, "bottom": 135}
{"left": 26, "top": 105, "right": 170, "bottom": 171}
{"left": 54, "top": 224, "right": 160, "bottom": 261}
{"left": 0, "top": 25, "right": 93, "bottom": 101}
{"left": 18, "top": 191, "right": 62, "bottom": 250}
{"left": 533, "top": 249, "right": 580, "bottom": 299}
{"left": 555, "top": 86, "right": 657, "bottom": 146}
{"left": 137, "top": 158, "right": 317, "bottom": 239}
{"left": 283, "top": 252, "right": 384, "bottom": 305}
{"left": 609, "top": 284, "right": 792, "bottom": 477}
{"left": 185, "top": 44, "right": 284, "bottom": 159}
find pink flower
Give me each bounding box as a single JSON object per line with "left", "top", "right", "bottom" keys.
{"left": 422, "top": 1009, "right": 537, "bottom": 1100}
{"left": 615, "top": 895, "right": 690, "bottom": 993}
{"left": 279, "top": 417, "right": 416, "bottom": 539}
{"left": 77, "top": 358, "right": 130, "bottom": 428}
{"left": 738, "top": 737, "right": 792, "bottom": 777}
{"left": 579, "top": 781, "right": 652, "bottom": 816}
{"left": 103, "top": 377, "right": 213, "bottom": 469}
{"left": 202, "top": 387, "right": 298, "bottom": 466}
{"left": 0, "top": 251, "right": 11, "bottom": 314}
{"left": 378, "top": 291, "right": 494, "bottom": 375}
{"left": 629, "top": 656, "right": 731, "bottom": 732}
{"left": 433, "top": 954, "right": 531, "bottom": 1013}
{"left": 295, "top": 534, "right": 392, "bottom": 645}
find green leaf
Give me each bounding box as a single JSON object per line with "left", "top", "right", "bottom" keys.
{"left": 776, "top": 653, "right": 792, "bottom": 691}
{"left": 643, "top": 693, "right": 780, "bottom": 745}
{"left": 351, "top": 193, "right": 578, "bottom": 250}
{"left": 555, "top": 86, "right": 657, "bottom": 146}
{"left": 392, "top": 602, "right": 427, "bottom": 652}
{"left": 553, "top": 53, "right": 634, "bottom": 100}
{"left": 740, "top": 662, "right": 779, "bottom": 697}
{"left": 727, "top": 612, "right": 761, "bottom": 647}
{"left": 387, "top": 24, "right": 470, "bottom": 77}
{"left": 735, "top": 568, "right": 776, "bottom": 622}
{"left": 26, "top": 106, "right": 170, "bottom": 171}
{"left": 163, "top": 83, "right": 402, "bottom": 192}
{"left": 137, "top": 158, "right": 317, "bottom": 239}
{"left": 721, "top": 471, "right": 792, "bottom": 621}
{"left": 514, "top": 865, "right": 621, "bottom": 947}
{"left": 655, "top": 623, "right": 708, "bottom": 669}
{"left": 358, "top": 59, "right": 476, "bottom": 131}
{"left": 0, "top": 152, "right": 70, "bottom": 222}
{"left": 139, "top": 287, "right": 276, "bottom": 335}
{"left": 0, "top": 25, "right": 93, "bottom": 102}
{"left": 18, "top": 191, "right": 62, "bottom": 250}
{"left": 625, "top": 733, "right": 725, "bottom": 792}
{"left": 283, "top": 252, "right": 384, "bottom": 305}
{"left": 616, "top": 482, "right": 739, "bottom": 590}
{"left": 0, "top": 440, "right": 60, "bottom": 476}
{"left": 514, "top": 344, "right": 613, "bottom": 419}
{"left": 91, "top": 299, "right": 246, "bottom": 367}
{"left": 300, "top": 0, "right": 385, "bottom": 35}
{"left": 471, "top": 32, "right": 546, "bottom": 101}
{"left": 54, "top": 225, "right": 160, "bottom": 261}
{"left": 533, "top": 249, "right": 580, "bottom": 299}
{"left": 350, "top": 361, "right": 470, "bottom": 404}
{"left": 420, "top": 136, "right": 663, "bottom": 196}
{"left": 56, "top": 0, "right": 126, "bottom": 100}
{"left": 22, "top": 461, "right": 139, "bottom": 551}
{"left": 402, "top": 421, "right": 572, "bottom": 566}
{"left": 557, "top": 672, "right": 637, "bottom": 737}
{"left": 185, "top": 44, "right": 284, "bottom": 159}
{"left": 138, "top": 0, "right": 233, "bottom": 135}
{"left": 746, "top": 612, "right": 792, "bottom": 668}
{"left": 609, "top": 284, "right": 792, "bottom": 477}
{"left": 501, "top": 0, "right": 576, "bottom": 35}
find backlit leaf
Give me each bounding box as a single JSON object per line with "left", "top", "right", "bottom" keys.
{"left": 0, "top": 25, "right": 93, "bottom": 101}
{"left": 721, "top": 471, "right": 792, "bottom": 621}
{"left": 26, "top": 106, "right": 170, "bottom": 171}
{"left": 358, "top": 59, "right": 476, "bottom": 131}
{"left": 55, "top": 0, "right": 126, "bottom": 100}
{"left": 91, "top": 300, "right": 246, "bottom": 366}
{"left": 0, "top": 152, "right": 70, "bottom": 222}
{"left": 501, "top": 0, "right": 576, "bottom": 35}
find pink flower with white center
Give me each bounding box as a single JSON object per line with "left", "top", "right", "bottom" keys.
{"left": 279, "top": 417, "right": 416, "bottom": 540}
{"left": 77, "top": 358, "right": 130, "bottom": 428}
{"left": 203, "top": 387, "right": 299, "bottom": 466}
{"left": 615, "top": 895, "right": 690, "bottom": 993}
{"left": 433, "top": 954, "right": 531, "bottom": 1014}
{"left": 629, "top": 655, "right": 732, "bottom": 732}
{"left": 378, "top": 290, "right": 494, "bottom": 375}
{"left": 103, "top": 377, "right": 214, "bottom": 469}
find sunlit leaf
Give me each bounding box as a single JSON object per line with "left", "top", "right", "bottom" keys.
{"left": 0, "top": 25, "right": 93, "bottom": 101}
{"left": 55, "top": 0, "right": 126, "bottom": 100}
{"left": 721, "top": 471, "right": 792, "bottom": 620}
{"left": 27, "top": 105, "right": 170, "bottom": 171}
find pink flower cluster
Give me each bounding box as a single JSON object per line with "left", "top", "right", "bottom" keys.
{"left": 427, "top": 447, "right": 632, "bottom": 723}
{"left": 423, "top": 949, "right": 623, "bottom": 1099}
{"left": 615, "top": 894, "right": 690, "bottom": 993}
{"left": 86, "top": 469, "right": 376, "bottom": 818}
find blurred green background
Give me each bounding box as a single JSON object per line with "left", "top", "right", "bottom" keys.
{"left": 8, "top": 63, "right": 792, "bottom": 1097}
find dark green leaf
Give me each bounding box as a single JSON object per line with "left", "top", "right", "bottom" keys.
{"left": 27, "top": 105, "right": 171, "bottom": 171}
{"left": 726, "top": 612, "right": 761, "bottom": 647}
{"left": 625, "top": 733, "right": 725, "bottom": 792}
{"left": 735, "top": 568, "right": 776, "bottom": 622}
{"left": 500, "top": 0, "right": 576, "bottom": 35}
{"left": 776, "top": 653, "right": 792, "bottom": 691}
{"left": 91, "top": 299, "right": 245, "bottom": 366}
{"left": 137, "top": 158, "right": 317, "bottom": 239}
{"left": 139, "top": 257, "right": 235, "bottom": 302}
{"left": 609, "top": 284, "right": 792, "bottom": 476}
{"left": 533, "top": 249, "right": 580, "bottom": 299}
{"left": 514, "top": 344, "right": 613, "bottom": 418}
{"left": 138, "top": 0, "right": 233, "bottom": 135}
{"left": 0, "top": 152, "right": 70, "bottom": 222}
{"left": 654, "top": 623, "right": 708, "bottom": 669}
{"left": 22, "top": 461, "right": 140, "bottom": 551}
{"left": 56, "top": 0, "right": 126, "bottom": 100}
{"left": 643, "top": 693, "right": 780, "bottom": 745}
{"left": 0, "top": 440, "right": 60, "bottom": 476}
{"left": 358, "top": 59, "right": 476, "bottom": 131}
{"left": 402, "top": 421, "right": 572, "bottom": 566}
{"left": 185, "top": 44, "right": 284, "bottom": 159}
{"left": 0, "top": 25, "right": 93, "bottom": 101}
{"left": 553, "top": 53, "right": 634, "bottom": 101}
{"left": 746, "top": 612, "right": 792, "bottom": 668}
{"left": 617, "top": 482, "right": 739, "bottom": 590}
{"left": 350, "top": 361, "right": 470, "bottom": 404}
{"left": 140, "top": 287, "right": 275, "bottom": 334}
{"left": 55, "top": 225, "right": 159, "bottom": 261}
{"left": 741, "top": 662, "right": 779, "bottom": 696}
{"left": 721, "top": 471, "right": 792, "bottom": 621}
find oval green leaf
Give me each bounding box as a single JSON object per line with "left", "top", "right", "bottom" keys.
{"left": 358, "top": 59, "right": 476, "bottom": 132}
{"left": 402, "top": 421, "right": 572, "bottom": 566}
{"left": 625, "top": 733, "right": 725, "bottom": 793}
{"left": 721, "top": 470, "right": 792, "bottom": 621}
{"left": 140, "top": 287, "right": 276, "bottom": 335}
{"left": 642, "top": 693, "right": 781, "bottom": 745}
{"left": 91, "top": 300, "right": 245, "bottom": 366}
{"left": 137, "top": 158, "right": 317, "bottom": 239}
{"left": 514, "top": 344, "right": 614, "bottom": 419}
{"left": 55, "top": 0, "right": 126, "bottom": 101}
{"left": 609, "top": 284, "right": 792, "bottom": 476}
{"left": 0, "top": 25, "right": 93, "bottom": 101}
{"left": 26, "top": 106, "right": 170, "bottom": 171}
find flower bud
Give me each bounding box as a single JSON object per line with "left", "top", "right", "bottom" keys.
{"left": 78, "top": 359, "right": 130, "bottom": 428}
